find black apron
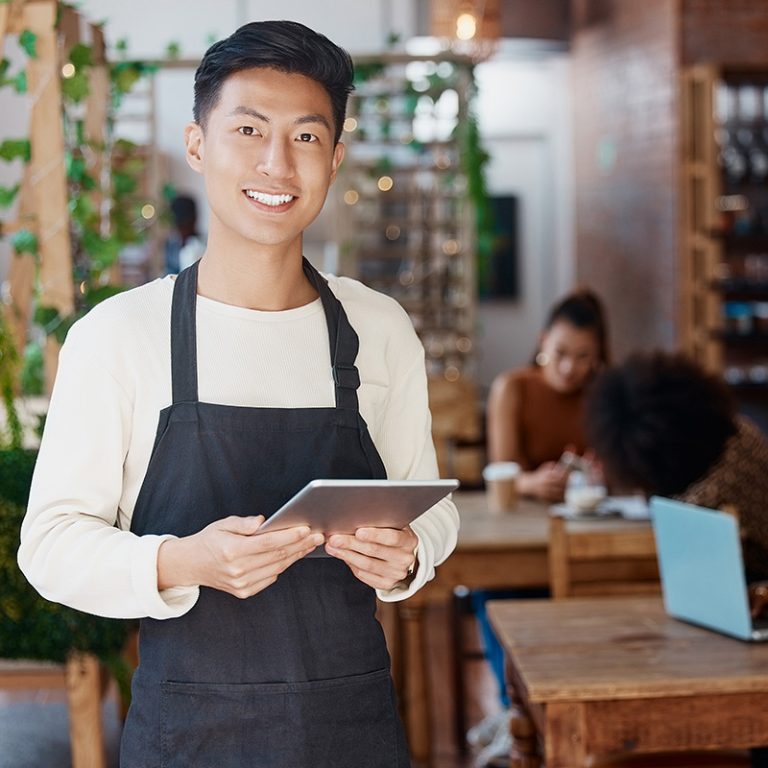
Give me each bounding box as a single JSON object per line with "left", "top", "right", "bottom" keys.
{"left": 120, "top": 259, "right": 411, "bottom": 768}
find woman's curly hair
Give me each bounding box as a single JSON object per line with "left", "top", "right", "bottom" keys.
{"left": 585, "top": 352, "right": 737, "bottom": 496}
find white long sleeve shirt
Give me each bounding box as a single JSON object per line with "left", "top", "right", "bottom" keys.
{"left": 18, "top": 272, "right": 459, "bottom": 620}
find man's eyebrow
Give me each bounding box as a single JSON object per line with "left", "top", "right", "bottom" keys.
{"left": 295, "top": 113, "right": 332, "bottom": 131}
{"left": 228, "top": 106, "right": 331, "bottom": 132}
{"left": 229, "top": 106, "right": 269, "bottom": 121}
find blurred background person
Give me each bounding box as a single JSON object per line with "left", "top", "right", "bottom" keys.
{"left": 468, "top": 288, "right": 609, "bottom": 768}
{"left": 586, "top": 351, "right": 768, "bottom": 612}
{"left": 487, "top": 288, "right": 609, "bottom": 502}
{"left": 164, "top": 194, "right": 205, "bottom": 275}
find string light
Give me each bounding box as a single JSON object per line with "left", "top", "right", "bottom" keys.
{"left": 456, "top": 12, "right": 477, "bottom": 41}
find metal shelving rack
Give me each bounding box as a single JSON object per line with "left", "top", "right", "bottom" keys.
{"left": 336, "top": 53, "right": 477, "bottom": 382}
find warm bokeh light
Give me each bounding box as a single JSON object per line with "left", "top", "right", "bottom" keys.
{"left": 442, "top": 239, "right": 460, "bottom": 255}
{"left": 343, "top": 190, "right": 359, "bottom": 205}
{"left": 456, "top": 336, "right": 473, "bottom": 353}
{"left": 456, "top": 12, "right": 477, "bottom": 41}
{"left": 377, "top": 176, "right": 394, "bottom": 192}
{"left": 444, "top": 366, "right": 461, "bottom": 382}
{"left": 343, "top": 117, "right": 358, "bottom": 132}
{"left": 61, "top": 63, "right": 76, "bottom": 79}
{"left": 141, "top": 204, "right": 155, "bottom": 219}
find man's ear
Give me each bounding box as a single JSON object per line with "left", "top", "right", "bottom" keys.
{"left": 185, "top": 122, "right": 204, "bottom": 173}
{"left": 329, "top": 141, "right": 345, "bottom": 185}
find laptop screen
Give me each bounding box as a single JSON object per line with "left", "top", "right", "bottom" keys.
{"left": 650, "top": 496, "right": 753, "bottom": 640}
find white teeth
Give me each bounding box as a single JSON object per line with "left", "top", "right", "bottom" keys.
{"left": 245, "top": 190, "right": 294, "bottom": 206}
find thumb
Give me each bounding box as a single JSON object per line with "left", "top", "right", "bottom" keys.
{"left": 218, "top": 515, "right": 265, "bottom": 535}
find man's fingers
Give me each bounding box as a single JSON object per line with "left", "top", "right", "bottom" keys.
{"left": 217, "top": 515, "right": 265, "bottom": 535}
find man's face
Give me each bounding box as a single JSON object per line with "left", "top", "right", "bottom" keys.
{"left": 185, "top": 67, "right": 344, "bottom": 252}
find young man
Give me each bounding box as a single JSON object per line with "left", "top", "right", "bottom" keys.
{"left": 18, "top": 21, "right": 459, "bottom": 767}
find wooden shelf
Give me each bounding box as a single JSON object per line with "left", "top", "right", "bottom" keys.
{"left": 715, "top": 279, "right": 768, "bottom": 296}
{"left": 716, "top": 330, "right": 768, "bottom": 343}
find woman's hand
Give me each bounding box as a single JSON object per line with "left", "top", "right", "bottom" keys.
{"left": 749, "top": 581, "right": 768, "bottom": 619}
{"left": 517, "top": 462, "right": 568, "bottom": 502}
{"left": 157, "top": 515, "right": 324, "bottom": 599}
{"left": 325, "top": 525, "right": 419, "bottom": 590}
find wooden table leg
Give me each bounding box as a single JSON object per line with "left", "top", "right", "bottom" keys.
{"left": 65, "top": 652, "right": 106, "bottom": 768}
{"left": 544, "top": 701, "right": 587, "bottom": 768}
{"left": 399, "top": 601, "right": 431, "bottom": 766}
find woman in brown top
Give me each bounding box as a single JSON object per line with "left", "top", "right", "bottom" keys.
{"left": 469, "top": 289, "right": 609, "bottom": 768}
{"left": 586, "top": 352, "right": 768, "bottom": 605}
{"left": 487, "top": 288, "right": 609, "bottom": 501}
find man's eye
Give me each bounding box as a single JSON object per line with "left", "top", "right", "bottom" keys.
{"left": 239, "top": 126, "right": 255, "bottom": 136}
{"left": 297, "top": 133, "right": 317, "bottom": 142}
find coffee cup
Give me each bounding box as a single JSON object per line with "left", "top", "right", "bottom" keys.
{"left": 482, "top": 462, "right": 521, "bottom": 513}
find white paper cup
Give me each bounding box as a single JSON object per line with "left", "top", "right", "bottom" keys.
{"left": 483, "top": 462, "right": 521, "bottom": 513}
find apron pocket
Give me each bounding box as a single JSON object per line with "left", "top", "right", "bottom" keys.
{"left": 160, "top": 668, "right": 404, "bottom": 768}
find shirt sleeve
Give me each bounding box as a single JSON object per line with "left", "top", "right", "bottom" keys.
{"left": 17, "top": 321, "right": 199, "bottom": 619}
{"left": 373, "top": 334, "right": 460, "bottom": 603}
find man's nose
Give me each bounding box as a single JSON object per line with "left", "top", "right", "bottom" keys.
{"left": 256, "top": 135, "right": 295, "bottom": 179}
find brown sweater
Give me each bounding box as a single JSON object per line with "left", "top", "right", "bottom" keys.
{"left": 491, "top": 366, "right": 587, "bottom": 471}
{"left": 681, "top": 417, "right": 768, "bottom": 581}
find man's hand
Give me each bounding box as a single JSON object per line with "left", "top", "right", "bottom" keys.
{"left": 325, "top": 525, "right": 419, "bottom": 590}
{"left": 158, "top": 516, "right": 324, "bottom": 599}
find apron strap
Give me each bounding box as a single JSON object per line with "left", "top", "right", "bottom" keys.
{"left": 302, "top": 258, "right": 362, "bottom": 412}
{"left": 171, "top": 261, "right": 200, "bottom": 404}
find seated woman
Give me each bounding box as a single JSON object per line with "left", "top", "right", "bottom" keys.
{"left": 469, "top": 289, "right": 608, "bottom": 767}
{"left": 585, "top": 351, "right": 768, "bottom": 611}
{"left": 487, "top": 288, "right": 609, "bottom": 501}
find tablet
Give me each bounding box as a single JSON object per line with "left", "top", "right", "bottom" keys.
{"left": 259, "top": 479, "right": 459, "bottom": 536}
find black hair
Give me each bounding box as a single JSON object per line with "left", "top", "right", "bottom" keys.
{"left": 585, "top": 351, "right": 738, "bottom": 496}
{"left": 170, "top": 195, "right": 197, "bottom": 227}
{"left": 193, "top": 20, "right": 354, "bottom": 144}
{"left": 535, "top": 288, "right": 610, "bottom": 366}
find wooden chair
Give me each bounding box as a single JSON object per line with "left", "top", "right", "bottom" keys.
{"left": 548, "top": 515, "right": 661, "bottom": 599}
{"left": 427, "top": 376, "right": 484, "bottom": 486}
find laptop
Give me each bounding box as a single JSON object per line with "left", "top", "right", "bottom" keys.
{"left": 651, "top": 496, "right": 768, "bottom": 642}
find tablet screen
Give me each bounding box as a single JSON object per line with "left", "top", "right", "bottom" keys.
{"left": 258, "top": 478, "right": 458, "bottom": 536}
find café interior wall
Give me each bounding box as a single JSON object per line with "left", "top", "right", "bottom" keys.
{"left": 571, "top": 0, "right": 680, "bottom": 362}
{"left": 0, "top": 2, "right": 576, "bottom": 397}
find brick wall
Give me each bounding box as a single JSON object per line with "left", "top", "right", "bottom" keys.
{"left": 683, "top": 0, "right": 768, "bottom": 65}
{"left": 571, "top": 0, "right": 768, "bottom": 359}
{"left": 571, "top": 0, "right": 680, "bottom": 359}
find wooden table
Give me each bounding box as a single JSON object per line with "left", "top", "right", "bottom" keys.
{"left": 488, "top": 596, "right": 768, "bottom": 767}
{"left": 0, "top": 653, "right": 107, "bottom": 768}
{"left": 395, "top": 491, "right": 552, "bottom": 765}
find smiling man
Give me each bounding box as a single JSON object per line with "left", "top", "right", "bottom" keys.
{"left": 18, "top": 20, "right": 458, "bottom": 768}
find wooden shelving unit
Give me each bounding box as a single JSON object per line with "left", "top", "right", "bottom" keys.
{"left": 681, "top": 65, "right": 768, "bottom": 423}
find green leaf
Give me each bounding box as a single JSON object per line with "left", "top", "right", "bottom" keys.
{"left": 61, "top": 70, "right": 90, "bottom": 103}
{"left": 10, "top": 229, "right": 38, "bottom": 257}
{"left": 115, "top": 38, "right": 128, "bottom": 55}
{"left": 12, "top": 70, "right": 26, "bottom": 94}
{"left": 18, "top": 30, "right": 37, "bottom": 59}
{"left": 0, "top": 140, "right": 31, "bottom": 163}
{"left": 68, "top": 43, "right": 92, "bottom": 69}
{"left": 111, "top": 63, "right": 140, "bottom": 95}
{"left": 165, "top": 41, "right": 180, "bottom": 59}
{"left": 0, "top": 184, "right": 19, "bottom": 208}
{"left": 81, "top": 231, "right": 121, "bottom": 266}
{"left": 84, "top": 284, "right": 126, "bottom": 307}
{"left": 113, "top": 170, "right": 137, "bottom": 197}
{"left": 162, "top": 182, "right": 177, "bottom": 202}
{"left": 0, "top": 59, "right": 10, "bottom": 80}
